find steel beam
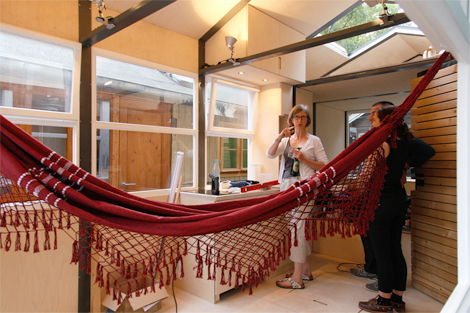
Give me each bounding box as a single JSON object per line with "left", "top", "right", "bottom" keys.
{"left": 199, "top": 13, "right": 410, "bottom": 75}
{"left": 80, "top": 0, "right": 177, "bottom": 46}
{"left": 295, "top": 57, "right": 439, "bottom": 88}
{"left": 200, "top": 0, "right": 250, "bottom": 42}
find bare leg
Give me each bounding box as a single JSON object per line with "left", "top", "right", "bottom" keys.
{"left": 302, "top": 256, "right": 311, "bottom": 277}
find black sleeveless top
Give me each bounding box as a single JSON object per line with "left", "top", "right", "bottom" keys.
{"left": 381, "top": 138, "right": 409, "bottom": 198}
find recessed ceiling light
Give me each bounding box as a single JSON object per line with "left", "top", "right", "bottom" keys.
{"left": 262, "top": 78, "right": 268, "bottom": 82}
{"left": 238, "top": 71, "right": 244, "bottom": 75}
{"left": 104, "top": 80, "right": 113, "bottom": 86}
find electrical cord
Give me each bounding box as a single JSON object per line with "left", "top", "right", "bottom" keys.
{"left": 337, "top": 262, "right": 365, "bottom": 273}
{"left": 172, "top": 278, "right": 178, "bottom": 313}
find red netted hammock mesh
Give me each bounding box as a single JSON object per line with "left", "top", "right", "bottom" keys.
{"left": 0, "top": 52, "right": 449, "bottom": 302}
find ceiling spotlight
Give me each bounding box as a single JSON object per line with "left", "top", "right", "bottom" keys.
{"left": 262, "top": 79, "right": 269, "bottom": 82}
{"left": 238, "top": 71, "right": 244, "bottom": 75}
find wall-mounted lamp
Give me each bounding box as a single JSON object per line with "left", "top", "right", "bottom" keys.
{"left": 225, "top": 36, "right": 240, "bottom": 65}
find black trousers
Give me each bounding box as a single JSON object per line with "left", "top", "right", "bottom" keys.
{"left": 361, "top": 233, "right": 377, "bottom": 274}
{"left": 367, "top": 195, "right": 408, "bottom": 293}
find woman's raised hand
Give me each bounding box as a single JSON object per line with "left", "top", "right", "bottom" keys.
{"left": 280, "top": 126, "right": 294, "bottom": 139}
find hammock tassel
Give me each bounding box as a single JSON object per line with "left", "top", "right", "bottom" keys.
{"left": 87, "top": 253, "right": 92, "bottom": 274}
{"left": 44, "top": 229, "right": 51, "bottom": 251}
{"left": 33, "top": 230, "right": 39, "bottom": 253}
{"left": 5, "top": 232, "right": 11, "bottom": 251}
{"left": 54, "top": 227, "right": 57, "bottom": 250}
{"left": 58, "top": 209, "right": 63, "bottom": 229}
{"left": 15, "top": 231, "right": 21, "bottom": 251}
{"left": 106, "top": 273, "right": 110, "bottom": 295}
{"left": 24, "top": 231, "right": 30, "bottom": 252}
{"left": 178, "top": 255, "right": 184, "bottom": 278}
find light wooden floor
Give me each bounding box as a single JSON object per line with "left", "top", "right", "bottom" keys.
{"left": 157, "top": 253, "right": 444, "bottom": 313}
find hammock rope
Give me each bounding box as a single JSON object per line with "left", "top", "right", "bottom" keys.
{"left": 0, "top": 52, "right": 449, "bottom": 300}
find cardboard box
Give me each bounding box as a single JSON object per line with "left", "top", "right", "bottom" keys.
{"left": 102, "top": 283, "right": 168, "bottom": 312}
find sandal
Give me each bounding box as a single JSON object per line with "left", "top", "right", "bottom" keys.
{"left": 285, "top": 273, "right": 314, "bottom": 281}
{"left": 276, "top": 278, "right": 305, "bottom": 289}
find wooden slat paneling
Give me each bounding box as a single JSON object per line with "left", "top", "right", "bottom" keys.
{"left": 412, "top": 168, "right": 457, "bottom": 178}
{"left": 417, "top": 177, "right": 456, "bottom": 187}
{"left": 413, "top": 90, "right": 457, "bottom": 108}
{"left": 412, "top": 229, "right": 457, "bottom": 249}
{"left": 411, "top": 64, "right": 457, "bottom": 87}
{"left": 412, "top": 243, "right": 458, "bottom": 266}
{"left": 411, "top": 126, "right": 456, "bottom": 138}
{"left": 411, "top": 99, "right": 456, "bottom": 115}
{"left": 412, "top": 266, "right": 456, "bottom": 293}
{"left": 410, "top": 64, "right": 457, "bottom": 303}
{"left": 415, "top": 185, "right": 456, "bottom": 196}
{"left": 412, "top": 190, "right": 457, "bottom": 204}
{"left": 412, "top": 221, "right": 457, "bottom": 240}
{"left": 411, "top": 108, "right": 457, "bottom": 123}
{"left": 411, "top": 117, "right": 456, "bottom": 131}
{"left": 412, "top": 281, "right": 450, "bottom": 303}
{"left": 411, "top": 213, "right": 457, "bottom": 231}
{"left": 412, "top": 258, "right": 457, "bottom": 283}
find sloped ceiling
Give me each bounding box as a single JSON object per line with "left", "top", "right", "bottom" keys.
{"left": 103, "top": 0, "right": 434, "bottom": 112}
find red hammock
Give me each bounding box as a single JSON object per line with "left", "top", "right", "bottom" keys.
{"left": 0, "top": 52, "right": 449, "bottom": 301}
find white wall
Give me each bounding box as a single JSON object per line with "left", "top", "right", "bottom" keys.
{"left": 253, "top": 83, "right": 283, "bottom": 180}
{"left": 315, "top": 104, "right": 345, "bottom": 161}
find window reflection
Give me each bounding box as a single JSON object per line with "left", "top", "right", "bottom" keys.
{"left": 0, "top": 32, "right": 74, "bottom": 112}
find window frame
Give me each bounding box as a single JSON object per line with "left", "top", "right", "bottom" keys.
{"left": 91, "top": 48, "right": 199, "bottom": 196}
{"left": 0, "top": 23, "right": 81, "bottom": 164}
{"left": 205, "top": 76, "right": 259, "bottom": 181}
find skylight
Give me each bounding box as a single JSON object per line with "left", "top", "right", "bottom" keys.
{"left": 321, "top": 2, "right": 417, "bottom": 55}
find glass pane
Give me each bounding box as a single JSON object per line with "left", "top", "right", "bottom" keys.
{"left": 96, "top": 129, "right": 193, "bottom": 191}
{"left": 31, "top": 125, "right": 69, "bottom": 157}
{"left": 242, "top": 149, "right": 247, "bottom": 168}
{"left": 0, "top": 32, "right": 74, "bottom": 112}
{"left": 96, "top": 56, "right": 194, "bottom": 129}
{"left": 223, "top": 137, "right": 238, "bottom": 149}
{"left": 223, "top": 150, "right": 238, "bottom": 169}
{"left": 242, "top": 138, "right": 247, "bottom": 149}
{"left": 213, "top": 84, "right": 249, "bottom": 130}
{"left": 348, "top": 110, "right": 411, "bottom": 146}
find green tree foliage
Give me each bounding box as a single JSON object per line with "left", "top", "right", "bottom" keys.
{"left": 321, "top": 3, "right": 404, "bottom": 54}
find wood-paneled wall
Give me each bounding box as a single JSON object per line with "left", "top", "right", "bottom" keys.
{"left": 410, "top": 63, "right": 457, "bottom": 303}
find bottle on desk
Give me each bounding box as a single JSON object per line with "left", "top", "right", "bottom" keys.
{"left": 210, "top": 159, "right": 220, "bottom": 195}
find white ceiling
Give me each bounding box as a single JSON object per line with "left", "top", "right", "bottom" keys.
{"left": 103, "top": 0, "right": 435, "bottom": 112}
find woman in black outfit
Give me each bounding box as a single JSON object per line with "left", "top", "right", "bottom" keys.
{"left": 359, "top": 105, "right": 411, "bottom": 313}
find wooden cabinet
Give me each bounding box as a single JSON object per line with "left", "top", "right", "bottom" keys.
{"left": 174, "top": 188, "right": 293, "bottom": 303}
{"left": 205, "top": 5, "right": 306, "bottom": 83}
{"left": 248, "top": 6, "right": 306, "bottom": 82}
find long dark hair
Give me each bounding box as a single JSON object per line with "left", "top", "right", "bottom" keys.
{"left": 376, "top": 105, "right": 413, "bottom": 143}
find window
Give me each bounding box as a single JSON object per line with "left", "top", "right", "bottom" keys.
{"left": 206, "top": 77, "right": 258, "bottom": 184}
{"left": 93, "top": 50, "right": 197, "bottom": 193}
{"left": 0, "top": 29, "right": 78, "bottom": 113}
{"left": 347, "top": 110, "right": 411, "bottom": 146}
{"left": 0, "top": 25, "right": 81, "bottom": 163}
{"left": 221, "top": 137, "right": 247, "bottom": 171}
{"left": 206, "top": 77, "right": 258, "bottom": 136}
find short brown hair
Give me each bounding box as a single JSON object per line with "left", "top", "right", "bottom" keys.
{"left": 288, "top": 104, "right": 312, "bottom": 127}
